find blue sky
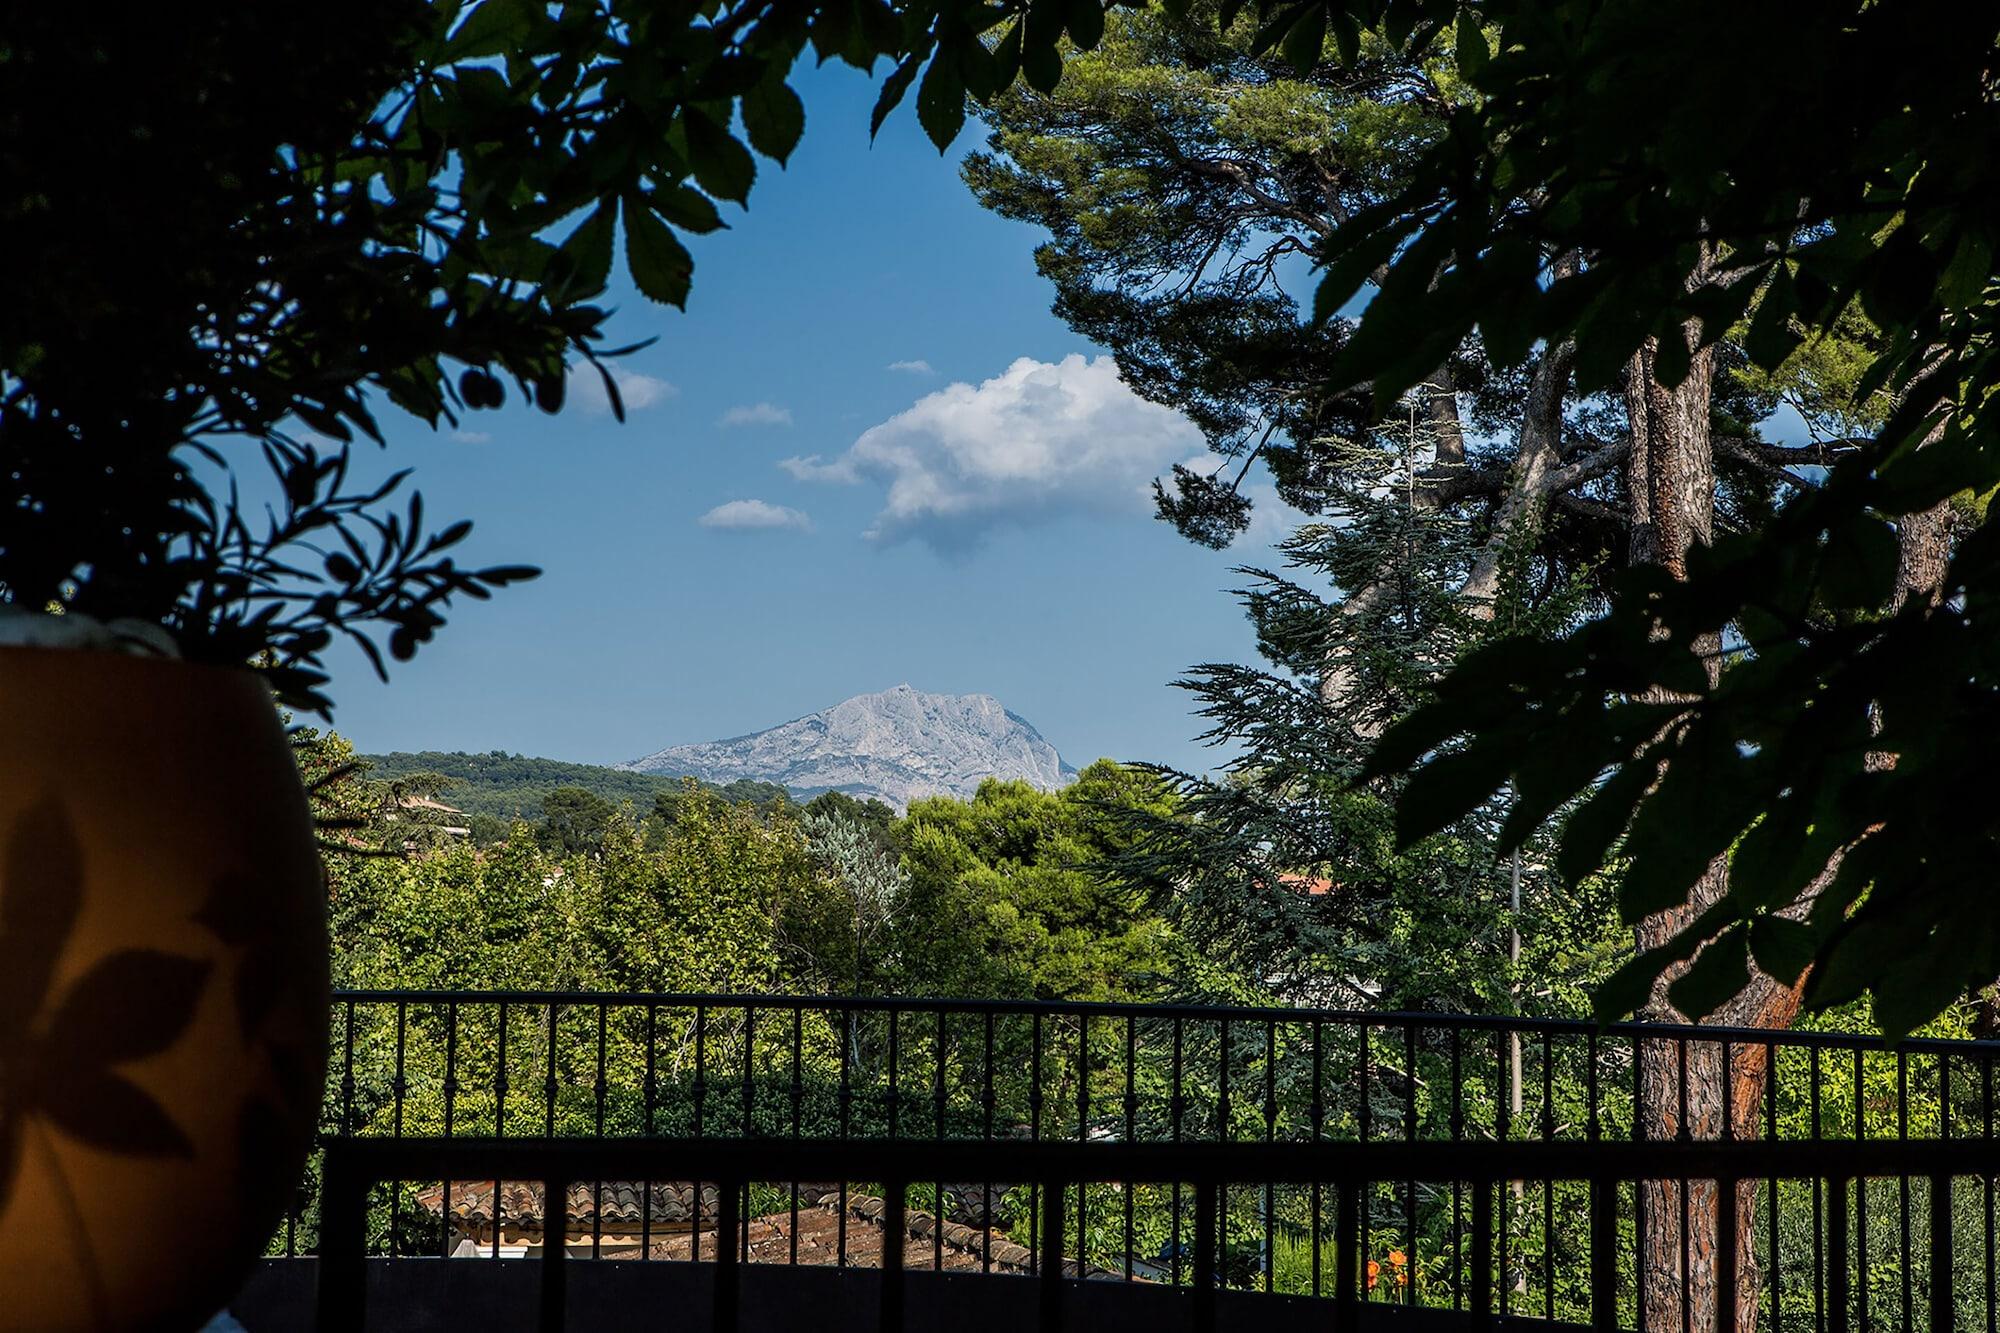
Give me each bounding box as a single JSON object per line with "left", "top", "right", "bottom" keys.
{"left": 324, "top": 59, "right": 1299, "bottom": 773}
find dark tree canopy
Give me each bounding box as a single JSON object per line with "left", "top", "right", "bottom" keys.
{"left": 1310, "top": 0, "right": 2000, "bottom": 1035}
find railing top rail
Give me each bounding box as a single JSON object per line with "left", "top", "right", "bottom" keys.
{"left": 328, "top": 987, "right": 1999, "bottom": 1056}
{"left": 324, "top": 1131, "right": 2000, "bottom": 1185}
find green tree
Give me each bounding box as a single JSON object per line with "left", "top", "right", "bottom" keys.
{"left": 778, "top": 808, "right": 910, "bottom": 994}
{"left": 894, "top": 763, "right": 1178, "bottom": 1001}
{"left": 1115, "top": 413, "right": 1621, "bottom": 1014}
{"left": 1303, "top": 0, "right": 2000, "bottom": 1036}
{"left": 1263, "top": 2, "right": 2000, "bottom": 1324}
{"left": 803, "top": 790, "right": 900, "bottom": 843}
{"left": 536, "top": 785, "right": 619, "bottom": 856}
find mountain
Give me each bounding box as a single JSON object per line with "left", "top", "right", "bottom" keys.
{"left": 616, "top": 685, "right": 1077, "bottom": 808}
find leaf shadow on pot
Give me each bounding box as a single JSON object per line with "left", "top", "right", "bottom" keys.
{"left": 0, "top": 795, "right": 212, "bottom": 1207}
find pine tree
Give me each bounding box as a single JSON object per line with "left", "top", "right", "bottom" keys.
{"left": 1121, "top": 411, "right": 1622, "bottom": 1015}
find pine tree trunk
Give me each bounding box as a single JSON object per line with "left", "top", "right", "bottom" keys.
{"left": 1624, "top": 326, "right": 1760, "bottom": 1333}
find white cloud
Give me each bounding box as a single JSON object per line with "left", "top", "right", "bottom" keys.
{"left": 568, "top": 362, "right": 679, "bottom": 415}
{"left": 698, "top": 499, "right": 812, "bottom": 533}
{"left": 451, "top": 429, "right": 492, "bottom": 444}
{"left": 782, "top": 354, "right": 1205, "bottom": 551}
{"left": 778, "top": 453, "right": 858, "bottom": 483}
{"left": 887, "top": 359, "right": 934, "bottom": 375}
{"left": 719, "top": 402, "right": 794, "bottom": 428}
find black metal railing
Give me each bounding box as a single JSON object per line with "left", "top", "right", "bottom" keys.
{"left": 285, "top": 990, "right": 2000, "bottom": 1331}
{"left": 314, "top": 1135, "right": 1998, "bottom": 1333}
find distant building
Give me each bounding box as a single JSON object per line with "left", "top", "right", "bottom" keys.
{"left": 385, "top": 793, "right": 470, "bottom": 847}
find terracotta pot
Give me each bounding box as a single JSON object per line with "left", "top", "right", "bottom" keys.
{"left": 0, "top": 646, "right": 329, "bottom": 1331}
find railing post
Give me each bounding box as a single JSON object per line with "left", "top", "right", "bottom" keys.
{"left": 715, "top": 1174, "right": 740, "bottom": 1333}
{"left": 1591, "top": 1174, "right": 1618, "bottom": 1331}
{"left": 881, "top": 1178, "right": 905, "bottom": 1333}
{"left": 316, "top": 1141, "right": 368, "bottom": 1333}
{"left": 540, "top": 1173, "right": 568, "bottom": 1333}
{"left": 1193, "top": 1178, "right": 1217, "bottom": 1333}
{"left": 1931, "top": 1172, "right": 1953, "bottom": 1331}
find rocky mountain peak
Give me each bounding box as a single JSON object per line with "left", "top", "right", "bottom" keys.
{"left": 616, "top": 686, "right": 1076, "bottom": 809}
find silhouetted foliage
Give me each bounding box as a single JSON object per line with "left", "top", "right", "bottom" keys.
{"left": 0, "top": 0, "right": 1131, "bottom": 712}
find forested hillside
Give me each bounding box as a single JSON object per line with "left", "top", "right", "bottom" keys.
{"left": 362, "top": 749, "right": 791, "bottom": 838}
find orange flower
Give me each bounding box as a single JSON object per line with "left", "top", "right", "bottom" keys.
{"left": 1366, "top": 1259, "right": 1381, "bottom": 1290}
{"left": 1387, "top": 1248, "right": 1407, "bottom": 1266}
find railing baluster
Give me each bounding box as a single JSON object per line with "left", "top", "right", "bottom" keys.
{"left": 341, "top": 996, "right": 357, "bottom": 1137}
{"left": 983, "top": 1008, "right": 995, "bottom": 1275}
{"left": 1470, "top": 1176, "right": 1492, "bottom": 1329}
{"left": 888, "top": 1006, "right": 901, "bottom": 1140}
{"left": 390, "top": 998, "right": 407, "bottom": 1258}
{"left": 1986, "top": 1053, "right": 1996, "bottom": 1333}
{"left": 838, "top": 1004, "right": 852, "bottom": 1269}
{"left": 1029, "top": 1011, "right": 1042, "bottom": 1272}
{"left": 694, "top": 1003, "right": 708, "bottom": 1138}
{"left": 1829, "top": 1175, "right": 1850, "bottom": 1333}
{"left": 1266, "top": 1018, "right": 1278, "bottom": 1295}
{"left": 442, "top": 1000, "right": 459, "bottom": 1258}
{"left": 495, "top": 1001, "right": 508, "bottom": 1259}
{"left": 743, "top": 1004, "right": 756, "bottom": 1139}
{"left": 1359, "top": 1021, "right": 1371, "bottom": 1296}
{"left": 1768, "top": 1039, "right": 1781, "bottom": 1333}
{"left": 1408, "top": 1021, "right": 1420, "bottom": 1311}
{"left": 1592, "top": 1173, "right": 1618, "bottom": 1331}
{"left": 1451, "top": 1025, "right": 1463, "bottom": 1313}
{"left": 1633, "top": 1029, "right": 1648, "bottom": 1333}
{"left": 496, "top": 1001, "right": 509, "bottom": 1139}
{"left": 1124, "top": 1014, "right": 1136, "bottom": 1283}
{"left": 593, "top": 1002, "right": 606, "bottom": 1261}
{"left": 643, "top": 1003, "right": 656, "bottom": 1258}
{"left": 1171, "top": 1014, "right": 1183, "bottom": 1289}
{"left": 1041, "top": 1173, "right": 1065, "bottom": 1331}
{"left": 1719, "top": 1167, "right": 1739, "bottom": 1333}
{"left": 1931, "top": 1172, "right": 1954, "bottom": 1333}
{"left": 1856, "top": 1049, "right": 1869, "bottom": 1333}
{"left": 1312, "top": 1017, "right": 1325, "bottom": 1300}
{"left": 1497, "top": 1027, "right": 1510, "bottom": 1319}
{"left": 543, "top": 1000, "right": 560, "bottom": 1137}
{"left": 1901, "top": 1048, "right": 1913, "bottom": 1333}
{"left": 792, "top": 1005, "right": 803, "bottom": 1266}
{"left": 936, "top": 1007, "right": 947, "bottom": 1274}
{"left": 1543, "top": 1027, "right": 1555, "bottom": 1322}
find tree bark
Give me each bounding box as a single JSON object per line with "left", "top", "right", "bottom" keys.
{"left": 1460, "top": 340, "right": 1576, "bottom": 618}
{"left": 1317, "top": 362, "right": 1473, "bottom": 715}
{"left": 1892, "top": 500, "right": 1951, "bottom": 614}
{"left": 1623, "top": 324, "right": 1769, "bottom": 1333}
